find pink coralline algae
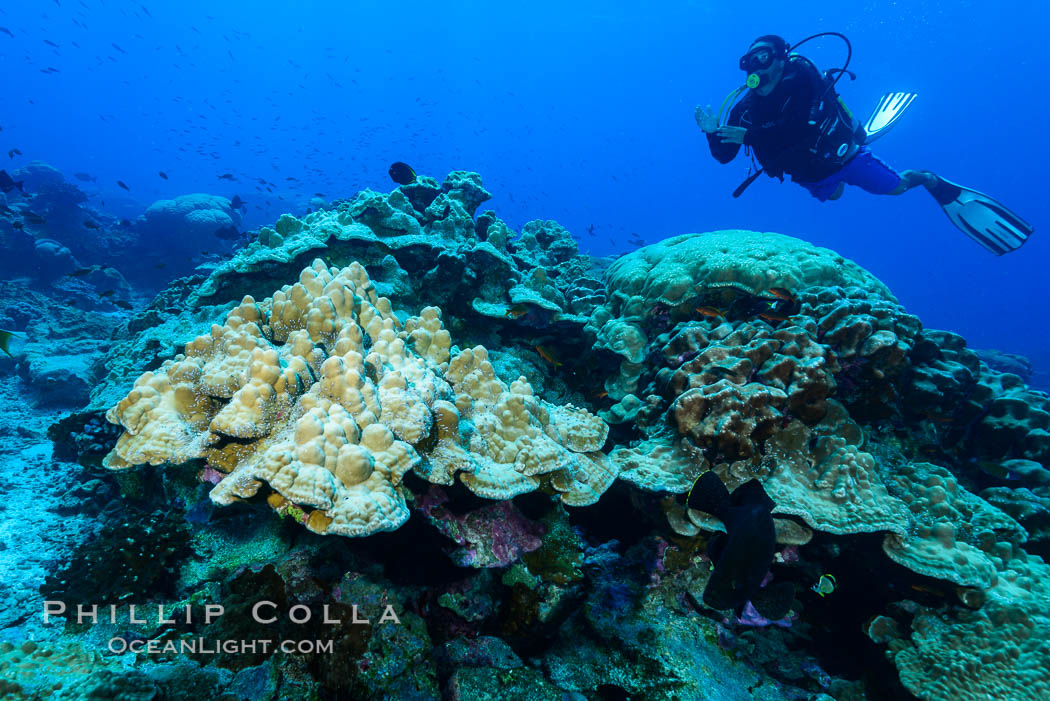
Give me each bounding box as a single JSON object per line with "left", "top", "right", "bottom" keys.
{"left": 199, "top": 465, "right": 225, "bottom": 484}
{"left": 419, "top": 486, "right": 545, "bottom": 568}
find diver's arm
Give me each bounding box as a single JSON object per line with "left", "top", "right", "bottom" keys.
{"left": 706, "top": 102, "right": 745, "bottom": 163}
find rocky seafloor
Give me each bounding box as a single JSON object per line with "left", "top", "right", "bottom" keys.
{"left": 1, "top": 168, "right": 1049, "bottom": 700}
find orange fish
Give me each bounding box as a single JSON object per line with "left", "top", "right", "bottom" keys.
{"left": 759, "top": 311, "right": 789, "bottom": 322}
{"left": 696, "top": 306, "right": 725, "bottom": 318}
{"left": 535, "top": 345, "right": 562, "bottom": 368}
{"left": 504, "top": 304, "right": 528, "bottom": 319}
{"left": 767, "top": 287, "right": 796, "bottom": 303}
{"left": 594, "top": 390, "right": 609, "bottom": 399}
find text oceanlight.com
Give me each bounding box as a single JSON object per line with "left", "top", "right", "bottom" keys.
{"left": 109, "top": 637, "right": 337, "bottom": 655}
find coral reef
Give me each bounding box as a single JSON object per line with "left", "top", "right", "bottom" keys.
{"left": 9, "top": 170, "right": 1049, "bottom": 700}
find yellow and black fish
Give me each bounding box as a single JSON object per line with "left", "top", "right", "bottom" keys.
{"left": 0, "top": 329, "right": 23, "bottom": 357}
{"left": 388, "top": 161, "right": 416, "bottom": 186}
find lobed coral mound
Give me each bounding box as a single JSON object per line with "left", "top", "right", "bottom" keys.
{"left": 103, "top": 259, "right": 613, "bottom": 536}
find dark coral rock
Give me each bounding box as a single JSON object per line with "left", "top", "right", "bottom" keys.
{"left": 48, "top": 410, "right": 121, "bottom": 465}
{"left": 40, "top": 508, "right": 191, "bottom": 607}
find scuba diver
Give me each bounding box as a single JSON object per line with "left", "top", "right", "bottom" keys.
{"left": 697, "top": 33, "right": 1034, "bottom": 255}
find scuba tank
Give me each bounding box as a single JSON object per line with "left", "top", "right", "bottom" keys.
{"left": 800, "top": 59, "right": 866, "bottom": 170}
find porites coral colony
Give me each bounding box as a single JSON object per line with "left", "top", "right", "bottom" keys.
{"left": 102, "top": 259, "right": 614, "bottom": 537}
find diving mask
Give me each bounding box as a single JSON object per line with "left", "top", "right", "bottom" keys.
{"left": 738, "top": 47, "right": 776, "bottom": 73}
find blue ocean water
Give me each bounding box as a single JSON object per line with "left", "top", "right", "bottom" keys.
{"left": 1, "top": 0, "right": 1045, "bottom": 377}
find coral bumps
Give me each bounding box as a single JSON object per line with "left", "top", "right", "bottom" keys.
{"left": 104, "top": 260, "right": 612, "bottom": 536}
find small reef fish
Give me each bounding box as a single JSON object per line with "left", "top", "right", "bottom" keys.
{"left": 686, "top": 472, "right": 794, "bottom": 619}
{"left": 388, "top": 161, "right": 416, "bottom": 186}
{"left": 83, "top": 219, "right": 101, "bottom": 229}
{"left": 535, "top": 345, "right": 562, "bottom": 369}
{"left": 100, "top": 289, "right": 115, "bottom": 298}
{"left": 0, "top": 330, "right": 22, "bottom": 357}
{"left": 0, "top": 169, "right": 23, "bottom": 193}
{"left": 114, "top": 299, "right": 133, "bottom": 310}
{"left": 812, "top": 574, "right": 837, "bottom": 597}
{"left": 767, "top": 287, "right": 797, "bottom": 303}
{"left": 8, "top": 148, "right": 22, "bottom": 159}
{"left": 74, "top": 172, "right": 97, "bottom": 182}
{"left": 230, "top": 194, "right": 245, "bottom": 210}
{"left": 696, "top": 306, "right": 725, "bottom": 319}
{"left": 218, "top": 173, "right": 236, "bottom": 181}
{"left": 972, "top": 459, "right": 1017, "bottom": 480}
{"left": 504, "top": 304, "right": 529, "bottom": 319}
{"left": 759, "top": 311, "right": 789, "bottom": 322}
{"left": 158, "top": 171, "right": 168, "bottom": 180}
{"left": 117, "top": 180, "right": 130, "bottom": 191}
{"left": 0, "top": 27, "right": 14, "bottom": 38}
{"left": 67, "top": 266, "right": 100, "bottom": 277}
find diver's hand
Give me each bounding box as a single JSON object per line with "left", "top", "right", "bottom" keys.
{"left": 716, "top": 126, "right": 747, "bottom": 145}
{"left": 695, "top": 105, "right": 718, "bottom": 134}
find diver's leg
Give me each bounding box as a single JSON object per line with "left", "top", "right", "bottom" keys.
{"left": 888, "top": 169, "right": 937, "bottom": 195}
{"left": 827, "top": 182, "right": 845, "bottom": 200}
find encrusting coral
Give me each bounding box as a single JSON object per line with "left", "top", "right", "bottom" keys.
{"left": 104, "top": 259, "right": 613, "bottom": 536}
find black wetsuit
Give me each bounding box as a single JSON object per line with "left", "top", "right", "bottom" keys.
{"left": 708, "top": 57, "right": 850, "bottom": 183}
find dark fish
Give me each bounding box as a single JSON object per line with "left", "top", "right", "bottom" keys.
{"left": 114, "top": 299, "right": 133, "bottom": 310}
{"left": 117, "top": 219, "right": 131, "bottom": 227}
{"left": 74, "top": 172, "right": 97, "bottom": 182}
{"left": 7, "top": 148, "right": 21, "bottom": 159}
{"left": 67, "top": 266, "right": 99, "bottom": 277}
{"left": 154, "top": 262, "right": 166, "bottom": 269}
{"left": 213, "top": 225, "right": 240, "bottom": 240}
{"left": 158, "top": 170, "right": 168, "bottom": 180}
{"left": 24, "top": 211, "right": 46, "bottom": 225}
{"left": 0, "top": 169, "right": 23, "bottom": 193}
{"left": 111, "top": 43, "right": 126, "bottom": 54}
{"left": 100, "top": 289, "right": 115, "bottom": 297}
{"left": 117, "top": 180, "right": 129, "bottom": 190}
{"left": 217, "top": 173, "right": 235, "bottom": 180}
{"left": 687, "top": 472, "right": 794, "bottom": 620}
{"left": 388, "top": 161, "right": 416, "bottom": 185}
{"left": 0, "top": 27, "right": 14, "bottom": 38}
{"left": 83, "top": 219, "right": 101, "bottom": 229}
{"left": 44, "top": 39, "right": 60, "bottom": 48}
{"left": 587, "top": 224, "right": 595, "bottom": 236}
{"left": 230, "top": 194, "right": 245, "bottom": 210}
